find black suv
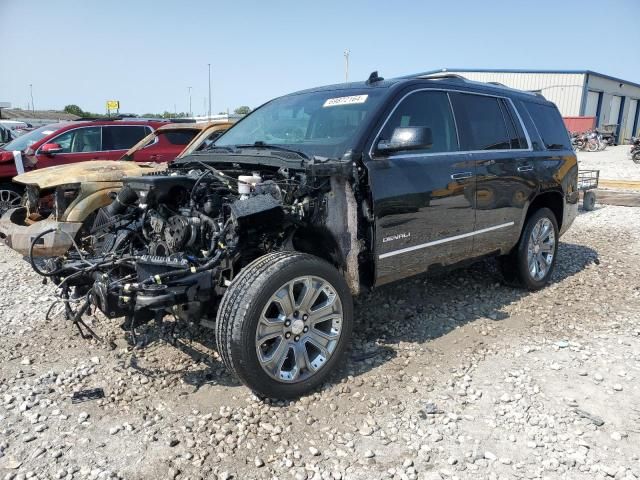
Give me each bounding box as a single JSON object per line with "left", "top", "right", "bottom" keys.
{"left": 34, "top": 72, "right": 578, "bottom": 398}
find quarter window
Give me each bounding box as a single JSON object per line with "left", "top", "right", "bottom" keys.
{"left": 379, "top": 90, "right": 458, "bottom": 154}
{"left": 449, "top": 93, "right": 513, "bottom": 151}
{"left": 102, "top": 126, "right": 149, "bottom": 150}
{"left": 524, "top": 102, "right": 570, "bottom": 150}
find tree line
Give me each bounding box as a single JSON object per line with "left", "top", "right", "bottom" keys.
{"left": 64, "top": 105, "right": 251, "bottom": 118}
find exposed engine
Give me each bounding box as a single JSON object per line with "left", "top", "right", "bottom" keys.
{"left": 36, "top": 161, "right": 345, "bottom": 339}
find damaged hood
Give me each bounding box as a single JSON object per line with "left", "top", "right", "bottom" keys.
{"left": 14, "top": 161, "right": 167, "bottom": 188}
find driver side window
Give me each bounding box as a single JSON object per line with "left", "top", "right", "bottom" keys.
{"left": 380, "top": 91, "right": 458, "bottom": 155}
{"left": 50, "top": 127, "right": 102, "bottom": 153}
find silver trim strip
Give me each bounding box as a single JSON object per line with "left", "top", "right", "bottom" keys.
{"left": 378, "top": 221, "right": 515, "bottom": 260}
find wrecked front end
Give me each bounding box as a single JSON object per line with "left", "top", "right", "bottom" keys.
{"left": 0, "top": 161, "right": 166, "bottom": 256}
{"left": 0, "top": 182, "right": 88, "bottom": 257}
{"left": 35, "top": 156, "right": 360, "bottom": 339}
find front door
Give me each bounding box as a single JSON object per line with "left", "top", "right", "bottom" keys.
{"left": 366, "top": 89, "right": 476, "bottom": 286}
{"left": 36, "top": 126, "right": 103, "bottom": 168}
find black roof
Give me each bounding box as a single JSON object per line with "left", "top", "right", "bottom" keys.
{"left": 287, "top": 71, "right": 548, "bottom": 105}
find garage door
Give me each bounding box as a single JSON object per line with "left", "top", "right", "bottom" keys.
{"left": 622, "top": 99, "right": 638, "bottom": 142}
{"left": 608, "top": 95, "right": 622, "bottom": 126}
{"left": 585, "top": 90, "right": 600, "bottom": 117}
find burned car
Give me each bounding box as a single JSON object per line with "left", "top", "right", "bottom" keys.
{"left": 0, "top": 161, "right": 166, "bottom": 256}
{"left": 29, "top": 73, "right": 578, "bottom": 398}
{"left": 0, "top": 122, "right": 233, "bottom": 257}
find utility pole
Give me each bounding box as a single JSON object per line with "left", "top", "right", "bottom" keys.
{"left": 29, "top": 84, "right": 34, "bottom": 112}
{"left": 187, "top": 86, "right": 192, "bottom": 117}
{"left": 344, "top": 49, "right": 350, "bottom": 83}
{"left": 207, "top": 63, "right": 212, "bottom": 120}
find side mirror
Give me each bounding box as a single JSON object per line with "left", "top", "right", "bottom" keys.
{"left": 377, "top": 126, "right": 433, "bottom": 154}
{"left": 41, "top": 143, "right": 63, "bottom": 155}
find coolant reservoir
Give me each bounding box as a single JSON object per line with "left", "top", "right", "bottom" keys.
{"left": 238, "top": 173, "right": 262, "bottom": 198}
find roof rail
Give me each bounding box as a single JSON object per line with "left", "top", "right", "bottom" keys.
{"left": 73, "top": 116, "right": 123, "bottom": 121}
{"left": 164, "top": 118, "right": 196, "bottom": 123}
{"left": 417, "top": 73, "right": 469, "bottom": 82}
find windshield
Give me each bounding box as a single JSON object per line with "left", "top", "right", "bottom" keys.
{"left": 214, "top": 89, "right": 385, "bottom": 158}
{"left": 1, "top": 123, "right": 64, "bottom": 152}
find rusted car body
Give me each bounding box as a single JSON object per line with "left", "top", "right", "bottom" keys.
{"left": 0, "top": 161, "right": 167, "bottom": 256}
{"left": 0, "top": 122, "right": 234, "bottom": 257}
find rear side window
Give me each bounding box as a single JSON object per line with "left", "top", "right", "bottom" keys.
{"left": 524, "top": 102, "right": 570, "bottom": 150}
{"left": 449, "top": 93, "right": 513, "bottom": 150}
{"left": 163, "top": 130, "right": 199, "bottom": 145}
{"left": 103, "top": 126, "right": 149, "bottom": 150}
{"left": 379, "top": 90, "right": 458, "bottom": 154}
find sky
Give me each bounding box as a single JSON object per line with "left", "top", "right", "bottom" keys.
{"left": 1, "top": 0, "right": 638, "bottom": 115}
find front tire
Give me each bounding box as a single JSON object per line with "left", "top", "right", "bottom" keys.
{"left": 216, "top": 251, "right": 353, "bottom": 399}
{"left": 500, "top": 207, "right": 559, "bottom": 290}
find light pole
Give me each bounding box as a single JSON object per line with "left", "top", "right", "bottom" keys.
{"left": 344, "top": 49, "right": 350, "bottom": 83}
{"left": 207, "top": 64, "right": 212, "bottom": 120}
{"left": 29, "top": 84, "right": 34, "bottom": 112}
{"left": 187, "top": 86, "right": 192, "bottom": 117}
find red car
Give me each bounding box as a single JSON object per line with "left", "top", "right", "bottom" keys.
{"left": 0, "top": 119, "right": 173, "bottom": 213}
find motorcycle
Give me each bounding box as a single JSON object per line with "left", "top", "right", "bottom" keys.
{"left": 630, "top": 137, "right": 640, "bottom": 164}
{"left": 585, "top": 130, "right": 607, "bottom": 152}
{"left": 571, "top": 131, "right": 588, "bottom": 151}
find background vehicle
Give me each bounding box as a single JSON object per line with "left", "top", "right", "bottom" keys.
{"left": 122, "top": 123, "right": 205, "bottom": 163}
{"left": 27, "top": 73, "right": 577, "bottom": 399}
{"left": 0, "top": 124, "right": 13, "bottom": 145}
{"left": 0, "top": 122, "right": 234, "bottom": 256}
{"left": 0, "top": 119, "right": 167, "bottom": 214}
{"left": 0, "top": 120, "right": 31, "bottom": 139}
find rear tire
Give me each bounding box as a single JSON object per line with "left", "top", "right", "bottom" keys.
{"left": 0, "top": 183, "right": 23, "bottom": 217}
{"left": 633, "top": 152, "right": 640, "bottom": 164}
{"left": 500, "top": 207, "right": 559, "bottom": 290}
{"left": 582, "top": 191, "right": 596, "bottom": 211}
{"left": 216, "top": 251, "right": 353, "bottom": 399}
{"left": 586, "top": 141, "right": 598, "bottom": 152}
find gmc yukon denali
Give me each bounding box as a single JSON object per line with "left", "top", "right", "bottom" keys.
{"left": 29, "top": 72, "right": 578, "bottom": 398}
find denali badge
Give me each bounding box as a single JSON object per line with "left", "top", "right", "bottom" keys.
{"left": 383, "top": 232, "right": 411, "bottom": 243}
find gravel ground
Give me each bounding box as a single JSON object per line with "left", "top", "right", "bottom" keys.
{"left": 577, "top": 145, "right": 640, "bottom": 181}
{"left": 1, "top": 205, "right": 639, "bottom": 480}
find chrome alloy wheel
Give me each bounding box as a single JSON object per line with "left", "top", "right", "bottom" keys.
{"left": 0, "top": 189, "right": 21, "bottom": 215}
{"left": 527, "top": 217, "right": 556, "bottom": 281}
{"left": 255, "top": 276, "right": 343, "bottom": 383}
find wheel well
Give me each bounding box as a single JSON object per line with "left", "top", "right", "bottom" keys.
{"left": 527, "top": 191, "right": 563, "bottom": 230}
{"left": 290, "top": 227, "right": 343, "bottom": 267}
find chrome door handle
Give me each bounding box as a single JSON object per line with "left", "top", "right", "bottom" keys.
{"left": 451, "top": 172, "right": 473, "bottom": 180}
{"left": 517, "top": 165, "right": 534, "bottom": 172}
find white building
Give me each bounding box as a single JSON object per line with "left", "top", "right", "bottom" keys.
{"left": 419, "top": 69, "right": 640, "bottom": 142}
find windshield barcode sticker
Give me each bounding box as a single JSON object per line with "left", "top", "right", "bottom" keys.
{"left": 323, "top": 95, "right": 368, "bottom": 107}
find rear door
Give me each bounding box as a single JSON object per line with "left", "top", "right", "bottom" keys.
{"left": 366, "top": 89, "right": 476, "bottom": 286}
{"left": 449, "top": 92, "right": 533, "bottom": 256}
{"left": 100, "top": 125, "right": 150, "bottom": 159}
